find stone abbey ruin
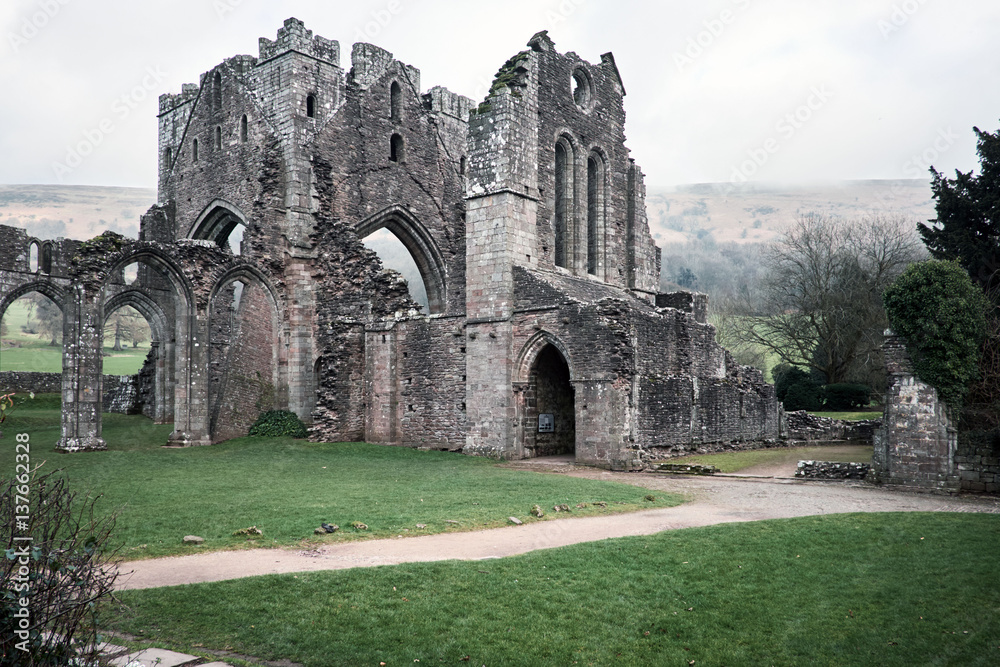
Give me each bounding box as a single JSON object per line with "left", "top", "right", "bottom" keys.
{"left": 0, "top": 18, "right": 786, "bottom": 466}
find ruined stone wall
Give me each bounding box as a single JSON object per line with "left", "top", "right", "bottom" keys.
{"left": 528, "top": 32, "right": 659, "bottom": 293}
{"left": 394, "top": 316, "right": 467, "bottom": 450}
{"left": 210, "top": 281, "right": 277, "bottom": 442}
{"left": 873, "top": 334, "right": 960, "bottom": 492}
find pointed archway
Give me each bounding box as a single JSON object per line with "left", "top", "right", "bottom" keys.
{"left": 515, "top": 333, "right": 576, "bottom": 459}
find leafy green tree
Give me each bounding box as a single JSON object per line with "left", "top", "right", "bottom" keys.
{"left": 883, "top": 260, "right": 990, "bottom": 414}
{"left": 919, "top": 125, "right": 1000, "bottom": 298}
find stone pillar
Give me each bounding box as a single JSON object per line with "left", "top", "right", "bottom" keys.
{"left": 872, "top": 333, "right": 959, "bottom": 492}
{"left": 364, "top": 324, "right": 399, "bottom": 444}
{"left": 167, "top": 307, "right": 212, "bottom": 446}
{"left": 57, "top": 289, "right": 106, "bottom": 452}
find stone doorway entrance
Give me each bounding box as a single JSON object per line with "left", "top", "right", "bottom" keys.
{"left": 527, "top": 344, "right": 575, "bottom": 457}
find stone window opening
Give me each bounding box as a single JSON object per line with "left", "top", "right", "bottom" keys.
{"left": 587, "top": 152, "right": 605, "bottom": 276}
{"left": 306, "top": 94, "right": 316, "bottom": 118}
{"left": 193, "top": 138, "right": 199, "bottom": 162}
{"left": 554, "top": 138, "right": 574, "bottom": 269}
{"left": 214, "top": 126, "right": 222, "bottom": 151}
{"left": 28, "top": 242, "right": 39, "bottom": 272}
{"left": 240, "top": 115, "right": 248, "bottom": 143}
{"left": 164, "top": 147, "right": 172, "bottom": 167}
{"left": 390, "top": 133, "right": 404, "bottom": 162}
{"left": 572, "top": 67, "right": 593, "bottom": 111}
{"left": 41, "top": 243, "right": 52, "bottom": 274}
{"left": 390, "top": 81, "right": 402, "bottom": 122}
{"left": 212, "top": 71, "right": 222, "bottom": 110}
{"left": 460, "top": 156, "right": 467, "bottom": 176}
{"left": 122, "top": 262, "right": 139, "bottom": 286}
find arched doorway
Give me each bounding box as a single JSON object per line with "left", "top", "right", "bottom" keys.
{"left": 526, "top": 343, "right": 575, "bottom": 457}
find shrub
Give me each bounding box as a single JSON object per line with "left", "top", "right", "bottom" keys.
{"left": 823, "top": 383, "right": 871, "bottom": 410}
{"left": 248, "top": 410, "right": 308, "bottom": 438}
{"left": 1, "top": 469, "right": 120, "bottom": 665}
{"left": 883, "top": 260, "right": 990, "bottom": 414}
{"left": 782, "top": 381, "right": 824, "bottom": 411}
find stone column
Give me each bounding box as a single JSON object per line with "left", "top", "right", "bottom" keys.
{"left": 167, "top": 306, "right": 212, "bottom": 446}
{"left": 56, "top": 288, "right": 106, "bottom": 452}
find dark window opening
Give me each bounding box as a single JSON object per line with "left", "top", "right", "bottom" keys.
{"left": 587, "top": 156, "right": 600, "bottom": 275}
{"left": 41, "top": 244, "right": 52, "bottom": 274}
{"left": 213, "top": 71, "right": 222, "bottom": 110}
{"left": 554, "top": 142, "right": 569, "bottom": 268}
{"left": 306, "top": 94, "right": 316, "bottom": 118}
{"left": 390, "top": 133, "right": 404, "bottom": 162}
{"left": 214, "top": 126, "right": 222, "bottom": 151}
{"left": 193, "top": 138, "right": 199, "bottom": 162}
{"left": 240, "top": 115, "right": 248, "bottom": 142}
{"left": 390, "top": 81, "right": 402, "bottom": 121}
{"left": 460, "top": 156, "right": 467, "bottom": 176}
{"left": 164, "top": 147, "right": 172, "bottom": 166}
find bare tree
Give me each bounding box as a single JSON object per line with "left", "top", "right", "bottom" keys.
{"left": 717, "top": 213, "right": 925, "bottom": 386}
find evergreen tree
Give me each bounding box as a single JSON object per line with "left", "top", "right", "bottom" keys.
{"left": 919, "top": 124, "right": 1000, "bottom": 299}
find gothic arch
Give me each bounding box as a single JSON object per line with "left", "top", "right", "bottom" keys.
{"left": 102, "top": 289, "right": 170, "bottom": 346}
{"left": 356, "top": 204, "right": 448, "bottom": 314}
{"left": 515, "top": 330, "right": 575, "bottom": 384}
{"left": 186, "top": 199, "right": 249, "bottom": 249}
{"left": 0, "top": 281, "right": 66, "bottom": 320}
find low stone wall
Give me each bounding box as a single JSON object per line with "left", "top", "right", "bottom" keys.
{"left": 795, "top": 460, "right": 871, "bottom": 480}
{"left": 0, "top": 371, "right": 142, "bottom": 415}
{"left": 0, "top": 371, "right": 62, "bottom": 394}
{"left": 955, "top": 430, "right": 1000, "bottom": 493}
{"left": 785, "top": 411, "right": 880, "bottom": 442}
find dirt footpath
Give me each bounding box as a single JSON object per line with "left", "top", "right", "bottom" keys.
{"left": 115, "top": 467, "right": 1000, "bottom": 591}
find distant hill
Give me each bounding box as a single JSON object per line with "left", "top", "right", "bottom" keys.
{"left": 0, "top": 180, "right": 935, "bottom": 247}
{"left": 646, "top": 179, "right": 936, "bottom": 248}
{"left": 0, "top": 184, "right": 157, "bottom": 241}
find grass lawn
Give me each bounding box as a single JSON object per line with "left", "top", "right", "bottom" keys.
{"left": 0, "top": 395, "right": 680, "bottom": 559}
{"left": 2, "top": 298, "right": 149, "bottom": 374}
{"left": 664, "top": 445, "right": 872, "bottom": 474}
{"left": 812, "top": 410, "right": 883, "bottom": 421}
{"left": 111, "top": 512, "right": 1000, "bottom": 667}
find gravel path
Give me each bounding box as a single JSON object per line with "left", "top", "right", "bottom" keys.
{"left": 115, "top": 467, "right": 1000, "bottom": 591}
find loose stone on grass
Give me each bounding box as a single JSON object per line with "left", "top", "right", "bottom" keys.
{"left": 508, "top": 517, "right": 523, "bottom": 525}
{"left": 182, "top": 535, "right": 204, "bottom": 545}
{"left": 531, "top": 504, "right": 545, "bottom": 517}
{"left": 232, "top": 526, "right": 263, "bottom": 538}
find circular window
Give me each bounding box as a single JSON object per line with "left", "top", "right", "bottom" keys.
{"left": 571, "top": 67, "right": 593, "bottom": 111}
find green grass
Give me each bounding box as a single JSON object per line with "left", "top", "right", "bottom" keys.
{"left": 0, "top": 395, "right": 679, "bottom": 559}
{"left": 812, "top": 410, "right": 883, "bottom": 421}
{"left": 2, "top": 298, "right": 149, "bottom": 373}
{"left": 664, "top": 445, "right": 872, "bottom": 474}
{"left": 111, "top": 512, "right": 1000, "bottom": 666}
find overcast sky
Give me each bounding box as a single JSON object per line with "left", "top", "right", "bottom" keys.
{"left": 1, "top": 0, "right": 997, "bottom": 189}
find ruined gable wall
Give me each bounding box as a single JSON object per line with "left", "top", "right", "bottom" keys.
{"left": 311, "top": 44, "right": 469, "bottom": 315}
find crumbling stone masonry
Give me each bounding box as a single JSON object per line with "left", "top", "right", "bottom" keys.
{"left": 0, "top": 19, "right": 780, "bottom": 465}
{"left": 875, "top": 333, "right": 998, "bottom": 493}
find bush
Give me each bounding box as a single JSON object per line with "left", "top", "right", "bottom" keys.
{"left": 248, "top": 410, "right": 308, "bottom": 438}
{"left": 773, "top": 364, "right": 825, "bottom": 411}
{"left": 1, "top": 469, "right": 120, "bottom": 665}
{"left": 823, "top": 383, "right": 871, "bottom": 410}
{"left": 884, "top": 260, "right": 990, "bottom": 414}
{"left": 782, "top": 381, "right": 824, "bottom": 411}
